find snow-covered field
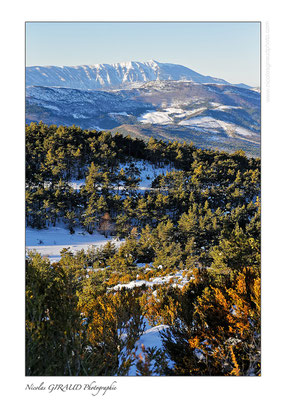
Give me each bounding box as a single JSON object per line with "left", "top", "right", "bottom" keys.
{"left": 138, "top": 110, "right": 173, "bottom": 125}
{"left": 179, "top": 116, "right": 223, "bottom": 128}
{"left": 178, "top": 116, "right": 254, "bottom": 137}
{"left": 137, "top": 106, "right": 207, "bottom": 125}
{"left": 137, "top": 103, "right": 245, "bottom": 127}
{"left": 136, "top": 102, "right": 258, "bottom": 142}
{"left": 26, "top": 226, "right": 120, "bottom": 263}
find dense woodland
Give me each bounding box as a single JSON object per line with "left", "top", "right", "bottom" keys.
{"left": 26, "top": 122, "right": 261, "bottom": 376}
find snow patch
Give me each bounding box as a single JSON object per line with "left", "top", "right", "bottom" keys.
{"left": 109, "top": 269, "right": 193, "bottom": 291}
{"left": 128, "top": 319, "right": 174, "bottom": 376}
{"left": 138, "top": 111, "right": 173, "bottom": 125}
{"left": 26, "top": 225, "right": 122, "bottom": 262}
{"left": 178, "top": 116, "right": 254, "bottom": 137}
{"left": 73, "top": 113, "right": 88, "bottom": 119}
{"left": 109, "top": 111, "right": 130, "bottom": 116}
{"left": 43, "top": 104, "right": 60, "bottom": 111}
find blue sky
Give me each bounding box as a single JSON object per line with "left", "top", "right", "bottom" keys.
{"left": 26, "top": 22, "right": 260, "bottom": 86}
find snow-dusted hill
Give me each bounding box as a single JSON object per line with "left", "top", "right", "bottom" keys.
{"left": 26, "top": 80, "right": 260, "bottom": 154}
{"left": 26, "top": 60, "right": 233, "bottom": 90}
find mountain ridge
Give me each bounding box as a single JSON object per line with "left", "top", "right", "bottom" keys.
{"left": 26, "top": 60, "right": 249, "bottom": 90}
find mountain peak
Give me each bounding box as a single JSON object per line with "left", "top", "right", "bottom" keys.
{"left": 147, "top": 59, "right": 160, "bottom": 64}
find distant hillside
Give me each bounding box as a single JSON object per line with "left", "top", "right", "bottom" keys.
{"left": 26, "top": 80, "right": 260, "bottom": 157}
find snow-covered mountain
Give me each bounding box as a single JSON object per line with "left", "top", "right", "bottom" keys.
{"left": 26, "top": 60, "right": 235, "bottom": 90}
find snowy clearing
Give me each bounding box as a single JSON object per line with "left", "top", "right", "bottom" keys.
{"left": 133, "top": 160, "right": 176, "bottom": 188}
{"left": 68, "top": 160, "right": 176, "bottom": 191}
{"left": 26, "top": 160, "right": 175, "bottom": 263}
{"left": 138, "top": 110, "right": 173, "bottom": 125}
{"left": 179, "top": 116, "right": 224, "bottom": 129}
{"left": 136, "top": 104, "right": 258, "bottom": 141}
{"left": 138, "top": 106, "right": 207, "bottom": 125}
{"left": 178, "top": 116, "right": 254, "bottom": 137}
{"left": 26, "top": 225, "right": 121, "bottom": 263}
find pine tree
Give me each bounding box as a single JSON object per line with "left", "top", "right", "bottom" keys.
{"left": 85, "top": 162, "right": 102, "bottom": 194}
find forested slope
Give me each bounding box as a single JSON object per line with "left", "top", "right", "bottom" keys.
{"left": 26, "top": 122, "right": 260, "bottom": 376}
